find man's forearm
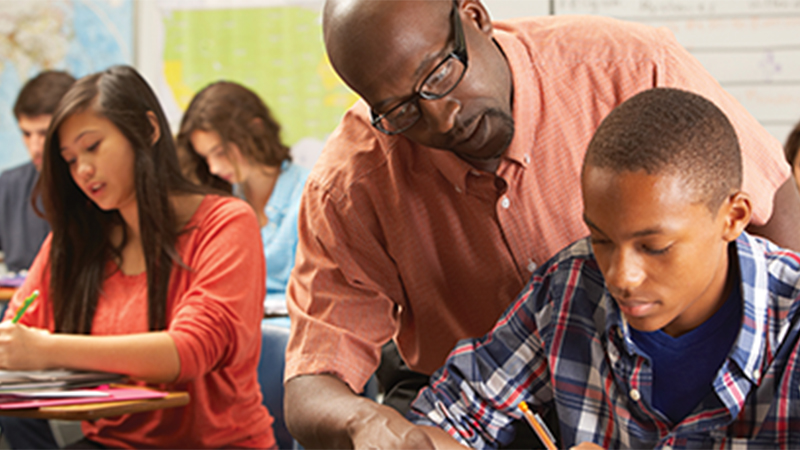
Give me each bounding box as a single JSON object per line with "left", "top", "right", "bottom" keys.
{"left": 285, "top": 374, "right": 372, "bottom": 448}
{"left": 284, "top": 373, "right": 435, "bottom": 449}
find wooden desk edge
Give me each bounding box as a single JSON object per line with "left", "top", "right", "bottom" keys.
{"left": 0, "top": 391, "right": 190, "bottom": 421}
{"left": 0, "top": 287, "right": 16, "bottom": 302}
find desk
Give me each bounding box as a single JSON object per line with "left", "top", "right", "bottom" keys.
{"left": 0, "top": 287, "right": 15, "bottom": 301}
{"left": 0, "top": 388, "right": 190, "bottom": 421}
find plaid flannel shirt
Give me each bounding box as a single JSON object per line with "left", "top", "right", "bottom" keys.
{"left": 409, "top": 232, "right": 800, "bottom": 449}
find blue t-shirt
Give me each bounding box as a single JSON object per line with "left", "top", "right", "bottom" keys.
{"left": 262, "top": 161, "right": 309, "bottom": 300}
{"left": 630, "top": 282, "right": 742, "bottom": 424}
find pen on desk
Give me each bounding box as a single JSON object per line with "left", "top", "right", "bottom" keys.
{"left": 519, "top": 400, "right": 558, "bottom": 450}
{"left": 11, "top": 290, "right": 39, "bottom": 324}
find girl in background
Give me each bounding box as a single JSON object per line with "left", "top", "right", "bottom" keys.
{"left": 177, "top": 82, "right": 309, "bottom": 312}
{"left": 0, "top": 66, "right": 275, "bottom": 449}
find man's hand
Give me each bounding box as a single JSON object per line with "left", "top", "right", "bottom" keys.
{"left": 347, "top": 404, "right": 436, "bottom": 449}
{"left": 286, "top": 373, "right": 442, "bottom": 449}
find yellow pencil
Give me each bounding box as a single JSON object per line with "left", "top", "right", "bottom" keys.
{"left": 519, "top": 400, "right": 558, "bottom": 450}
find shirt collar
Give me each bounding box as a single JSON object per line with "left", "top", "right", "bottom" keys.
{"left": 430, "top": 27, "right": 537, "bottom": 190}
{"left": 603, "top": 232, "right": 768, "bottom": 383}
{"left": 493, "top": 28, "right": 537, "bottom": 168}
{"left": 265, "top": 160, "right": 293, "bottom": 214}
{"left": 727, "top": 232, "right": 769, "bottom": 383}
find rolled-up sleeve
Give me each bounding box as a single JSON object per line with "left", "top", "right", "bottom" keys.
{"left": 167, "top": 199, "right": 266, "bottom": 383}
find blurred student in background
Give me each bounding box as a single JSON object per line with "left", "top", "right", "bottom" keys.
{"left": 0, "top": 71, "right": 75, "bottom": 273}
{"left": 785, "top": 120, "right": 800, "bottom": 192}
{"left": 0, "top": 65, "right": 275, "bottom": 449}
{"left": 178, "top": 81, "right": 309, "bottom": 313}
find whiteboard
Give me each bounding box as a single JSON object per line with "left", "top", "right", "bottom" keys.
{"left": 553, "top": 0, "right": 800, "bottom": 146}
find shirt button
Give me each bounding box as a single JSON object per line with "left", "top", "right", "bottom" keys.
{"left": 501, "top": 197, "right": 510, "bottom": 209}
{"left": 629, "top": 388, "right": 641, "bottom": 402}
{"left": 523, "top": 155, "right": 531, "bottom": 164}
{"left": 527, "top": 260, "right": 537, "bottom": 272}
{"left": 753, "top": 369, "right": 761, "bottom": 381}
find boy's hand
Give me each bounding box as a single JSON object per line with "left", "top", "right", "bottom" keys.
{"left": 570, "top": 442, "right": 604, "bottom": 450}
{"left": 0, "top": 321, "right": 51, "bottom": 370}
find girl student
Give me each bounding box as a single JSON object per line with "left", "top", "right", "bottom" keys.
{"left": 176, "top": 81, "right": 309, "bottom": 311}
{"left": 0, "top": 66, "right": 276, "bottom": 449}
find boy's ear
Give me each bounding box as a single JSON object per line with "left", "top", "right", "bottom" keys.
{"left": 721, "top": 191, "right": 752, "bottom": 242}
{"left": 146, "top": 111, "right": 161, "bottom": 146}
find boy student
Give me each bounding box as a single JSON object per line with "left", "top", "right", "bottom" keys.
{"left": 0, "top": 70, "right": 75, "bottom": 272}
{"left": 408, "top": 88, "right": 800, "bottom": 449}
{"left": 285, "top": 0, "right": 799, "bottom": 447}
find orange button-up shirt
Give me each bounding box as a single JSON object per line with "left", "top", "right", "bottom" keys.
{"left": 286, "top": 15, "right": 789, "bottom": 392}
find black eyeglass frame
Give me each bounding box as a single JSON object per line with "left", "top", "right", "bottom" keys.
{"left": 369, "top": 0, "right": 469, "bottom": 136}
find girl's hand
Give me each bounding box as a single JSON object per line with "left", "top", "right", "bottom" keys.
{"left": 0, "top": 321, "right": 52, "bottom": 370}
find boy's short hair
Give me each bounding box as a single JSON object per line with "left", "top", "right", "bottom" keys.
{"left": 13, "top": 70, "right": 76, "bottom": 119}
{"left": 584, "top": 87, "right": 742, "bottom": 211}
{"left": 784, "top": 120, "right": 800, "bottom": 167}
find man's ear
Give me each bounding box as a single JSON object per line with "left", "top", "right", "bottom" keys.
{"left": 461, "top": 0, "right": 493, "bottom": 34}
{"left": 146, "top": 111, "right": 161, "bottom": 146}
{"left": 721, "top": 191, "right": 752, "bottom": 242}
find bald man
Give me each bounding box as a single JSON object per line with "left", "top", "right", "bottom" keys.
{"left": 284, "top": 1, "right": 799, "bottom": 448}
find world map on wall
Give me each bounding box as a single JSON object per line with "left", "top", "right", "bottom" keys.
{"left": 159, "top": 2, "right": 358, "bottom": 168}
{"left": 0, "top": 0, "right": 133, "bottom": 172}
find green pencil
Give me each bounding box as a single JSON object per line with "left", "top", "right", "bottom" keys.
{"left": 12, "top": 290, "right": 39, "bottom": 324}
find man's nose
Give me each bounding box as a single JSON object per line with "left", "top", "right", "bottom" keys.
{"left": 32, "top": 135, "right": 45, "bottom": 153}
{"left": 418, "top": 97, "right": 461, "bottom": 134}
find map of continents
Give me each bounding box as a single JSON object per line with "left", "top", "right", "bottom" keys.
{"left": 161, "top": 4, "right": 358, "bottom": 168}
{"left": 0, "top": 0, "right": 133, "bottom": 171}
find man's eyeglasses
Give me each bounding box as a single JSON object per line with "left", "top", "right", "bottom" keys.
{"left": 370, "top": 0, "right": 468, "bottom": 136}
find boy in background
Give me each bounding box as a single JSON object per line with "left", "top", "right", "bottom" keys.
{"left": 0, "top": 70, "right": 75, "bottom": 272}
{"left": 409, "top": 88, "right": 800, "bottom": 448}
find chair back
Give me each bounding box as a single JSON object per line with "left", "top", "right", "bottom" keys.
{"left": 258, "top": 322, "right": 294, "bottom": 449}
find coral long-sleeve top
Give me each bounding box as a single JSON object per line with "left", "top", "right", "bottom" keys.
{"left": 4, "top": 195, "right": 276, "bottom": 449}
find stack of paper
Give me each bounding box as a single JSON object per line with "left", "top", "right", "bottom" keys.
{"left": 0, "top": 384, "right": 169, "bottom": 410}
{"left": 0, "top": 370, "right": 125, "bottom": 392}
